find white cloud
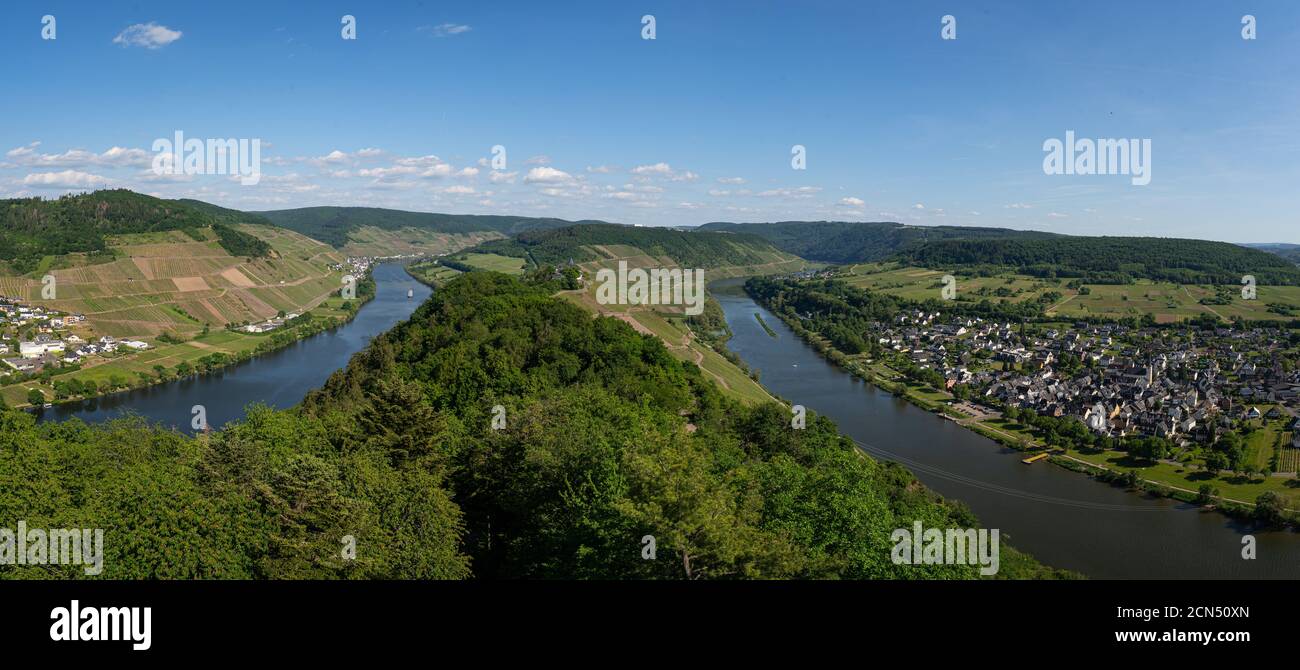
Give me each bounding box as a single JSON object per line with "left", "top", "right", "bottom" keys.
{"left": 488, "top": 171, "right": 518, "bottom": 184}
{"left": 442, "top": 185, "right": 476, "bottom": 195}
{"left": 6, "top": 142, "right": 150, "bottom": 168}
{"left": 586, "top": 165, "right": 617, "bottom": 174}
{"left": 394, "top": 155, "right": 445, "bottom": 168}
{"left": 524, "top": 166, "right": 574, "bottom": 183}
{"left": 717, "top": 176, "right": 746, "bottom": 185}
{"left": 757, "top": 186, "right": 821, "bottom": 199}
{"left": 1004, "top": 203, "right": 1033, "bottom": 209}
{"left": 113, "top": 22, "right": 183, "bottom": 49}
{"left": 524, "top": 155, "right": 552, "bottom": 165}
{"left": 912, "top": 203, "right": 925, "bottom": 210}
{"left": 358, "top": 166, "right": 421, "bottom": 180}
{"left": 422, "top": 23, "right": 472, "bottom": 37}
{"left": 631, "top": 162, "right": 674, "bottom": 176}
{"left": 23, "top": 170, "right": 112, "bottom": 188}
{"left": 625, "top": 162, "right": 698, "bottom": 182}
{"left": 838, "top": 197, "right": 865, "bottom": 207}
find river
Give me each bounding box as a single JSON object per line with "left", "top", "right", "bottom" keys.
{"left": 711, "top": 279, "right": 1299, "bottom": 579}
{"left": 35, "top": 266, "right": 1299, "bottom": 578}
{"left": 37, "top": 262, "right": 429, "bottom": 434}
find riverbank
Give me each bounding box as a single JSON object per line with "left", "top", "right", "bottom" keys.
{"left": 714, "top": 285, "right": 1300, "bottom": 578}
{"left": 10, "top": 273, "right": 375, "bottom": 411}
{"left": 746, "top": 287, "right": 1299, "bottom": 529}
{"left": 34, "top": 263, "right": 427, "bottom": 433}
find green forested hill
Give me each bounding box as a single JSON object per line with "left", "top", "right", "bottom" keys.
{"left": 1246, "top": 243, "right": 1300, "bottom": 266}
{"left": 0, "top": 190, "right": 276, "bottom": 273}
{"left": 902, "top": 236, "right": 1300, "bottom": 285}
{"left": 700, "top": 220, "right": 1300, "bottom": 285}
{"left": 254, "top": 206, "right": 590, "bottom": 248}
{"left": 175, "top": 198, "right": 276, "bottom": 227}
{"left": 0, "top": 272, "right": 1066, "bottom": 579}
{"left": 0, "top": 190, "right": 271, "bottom": 272}
{"left": 699, "top": 220, "right": 1058, "bottom": 264}
{"left": 469, "top": 223, "right": 796, "bottom": 268}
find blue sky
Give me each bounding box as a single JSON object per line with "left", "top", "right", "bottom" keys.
{"left": 1, "top": 0, "right": 1298, "bottom": 242}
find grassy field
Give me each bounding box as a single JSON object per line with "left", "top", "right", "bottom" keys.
{"left": 842, "top": 263, "right": 1300, "bottom": 322}
{"left": 0, "top": 225, "right": 347, "bottom": 339}
{"left": 0, "top": 225, "right": 360, "bottom": 407}
{"left": 1, "top": 293, "right": 358, "bottom": 408}
{"left": 459, "top": 252, "right": 526, "bottom": 275}
{"left": 338, "top": 225, "right": 501, "bottom": 258}
{"left": 406, "top": 262, "right": 463, "bottom": 286}
{"left": 1063, "top": 446, "right": 1300, "bottom": 506}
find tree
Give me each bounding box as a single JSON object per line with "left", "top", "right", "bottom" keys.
{"left": 1204, "top": 451, "right": 1229, "bottom": 474}
{"left": 27, "top": 388, "right": 45, "bottom": 406}
{"left": 1254, "top": 491, "right": 1286, "bottom": 526}
{"left": 1196, "top": 484, "right": 1218, "bottom": 505}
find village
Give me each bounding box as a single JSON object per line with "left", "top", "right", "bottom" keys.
{"left": 0, "top": 298, "right": 151, "bottom": 378}
{"left": 873, "top": 308, "right": 1300, "bottom": 455}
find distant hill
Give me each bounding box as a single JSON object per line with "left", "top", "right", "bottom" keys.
{"left": 698, "top": 221, "right": 1058, "bottom": 264}
{"left": 1243, "top": 243, "right": 1300, "bottom": 265}
{"left": 467, "top": 223, "right": 799, "bottom": 270}
{"left": 902, "top": 236, "right": 1300, "bottom": 285}
{"left": 253, "top": 206, "right": 593, "bottom": 255}
{"left": 176, "top": 198, "right": 276, "bottom": 227}
{"left": 699, "top": 221, "right": 1300, "bottom": 285}
{"left": 0, "top": 190, "right": 270, "bottom": 274}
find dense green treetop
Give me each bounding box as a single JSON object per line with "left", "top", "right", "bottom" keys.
{"left": 0, "top": 190, "right": 269, "bottom": 272}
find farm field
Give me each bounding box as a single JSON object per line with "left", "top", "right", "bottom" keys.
{"left": 1, "top": 293, "right": 358, "bottom": 408}
{"left": 458, "top": 252, "right": 526, "bottom": 275}
{"left": 0, "top": 224, "right": 348, "bottom": 339}
{"left": 842, "top": 263, "right": 1300, "bottom": 323}
{"left": 406, "top": 262, "right": 462, "bottom": 286}
{"left": 338, "top": 225, "right": 501, "bottom": 258}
